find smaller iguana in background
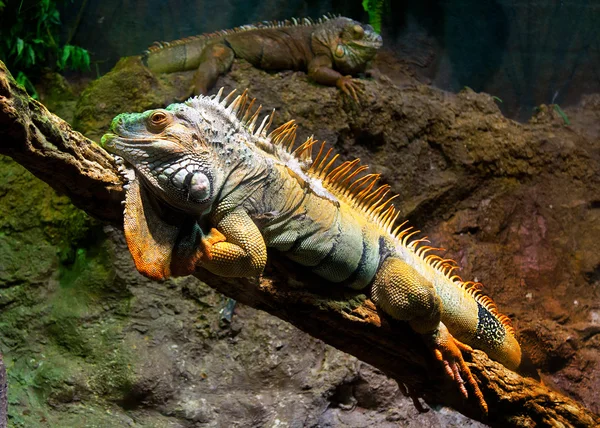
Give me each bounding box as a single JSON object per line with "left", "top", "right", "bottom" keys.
{"left": 102, "top": 89, "right": 531, "bottom": 414}
{"left": 143, "top": 15, "right": 382, "bottom": 101}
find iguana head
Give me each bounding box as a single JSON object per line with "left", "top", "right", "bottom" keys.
{"left": 319, "top": 17, "right": 382, "bottom": 75}
{"left": 102, "top": 103, "right": 225, "bottom": 216}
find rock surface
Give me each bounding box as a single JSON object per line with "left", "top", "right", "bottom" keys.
{"left": 1, "top": 53, "right": 599, "bottom": 426}
{"left": 0, "top": 354, "right": 5, "bottom": 428}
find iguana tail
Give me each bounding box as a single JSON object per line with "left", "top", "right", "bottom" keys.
{"left": 460, "top": 282, "right": 521, "bottom": 370}
{"left": 142, "top": 34, "right": 220, "bottom": 73}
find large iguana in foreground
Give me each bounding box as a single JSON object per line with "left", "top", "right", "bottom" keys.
{"left": 143, "top": 16, "right": 382, "bottom": 100}
{"left": 101, "top": 89, "right": 526, "bottom": 414}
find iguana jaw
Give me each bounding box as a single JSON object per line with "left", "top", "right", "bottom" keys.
{"left": 102, "top": 131, "right": 215, "bottom": 217}
{"left": 112, "top": 154, "right": 207, "bottom": 281}
{"left": 347, "top": 27, "right": 382, "bottom": 50}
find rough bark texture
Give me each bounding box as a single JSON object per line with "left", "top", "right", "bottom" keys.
{"left": 0, "top": 64, "right": 122, "bottom": 224}
{"left": 1, "top": 60, "right": 598, "bottom": 427}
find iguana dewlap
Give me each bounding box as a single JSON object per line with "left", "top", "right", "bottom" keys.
{"left": 101, "top": 89, "right": 524, "bottom": 414}
{"left": 142, "top": 15, "right": 382, "bottom": 100}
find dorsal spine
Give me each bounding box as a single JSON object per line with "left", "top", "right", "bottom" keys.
{"left": 144, "top": 14, "right": 341, "bottom": 57}
{"left": 186, "top": 88, "right": 516, "bottom": 336}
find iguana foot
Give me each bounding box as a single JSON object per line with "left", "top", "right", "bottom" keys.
{"left": 170, "top": 226, "right": 227, "bottom": 277}
{"left": 336, "top": 75, "right": 363, "bottom": 103}
{"left": 199, "top": 227, "right": 227, "bottom": 261}
{"left": 429, "top": 324, "right": 488, "bottom": 414}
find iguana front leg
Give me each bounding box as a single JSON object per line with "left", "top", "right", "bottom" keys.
{"left": 308, "top": 55, "right": 363, "bottom": 102}
{"left": 123, "top": 175, "right": 265, "bottom": 279}
{"left": 371, "top": 257, "right": 488, "bottom": 414}
{"left": 194, "top": 208, "right": 267, "bottom": 278}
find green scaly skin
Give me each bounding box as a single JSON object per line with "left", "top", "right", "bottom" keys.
{"left": 143, "top": 16, "right": 382, "bottom": 100}
{"left": 101, "top": 89, "right": 526, "bottom": 414}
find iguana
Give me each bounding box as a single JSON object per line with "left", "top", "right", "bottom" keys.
{"left": 101, "top": 89, "right": 525, "bottom": 414}
{"left": 142, "top": 15, "right": 382, "bottom": 101}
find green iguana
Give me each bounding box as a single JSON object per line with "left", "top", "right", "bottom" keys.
{"left": 101, "top": 89, "right": 526, "bottom": 414}
{"left": 143, "top": 16, "right": 382, "bottom": 101}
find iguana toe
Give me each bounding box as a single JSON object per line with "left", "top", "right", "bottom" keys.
{"left": 431, "top": 325, "right": 488, "bottom": 415}
{"left": 336, "top": 75, "right": 363, "bottom": 103}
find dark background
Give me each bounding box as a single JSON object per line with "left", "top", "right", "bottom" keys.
{"left": 60, "top": 0, "right": 600, "bottom": 120}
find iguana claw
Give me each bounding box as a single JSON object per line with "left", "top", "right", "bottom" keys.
{"left": 336, "top": 75, "right": 364, "bottom": 103}
{"left": 430, "top": 324, "right": 488, "bottom": 415}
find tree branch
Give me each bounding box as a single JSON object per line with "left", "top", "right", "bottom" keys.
{"left": 0, "top": 62, "right": 122, "bottom": 224}
{"left": 0, "top": 61, "right": 597, "bottom": 427}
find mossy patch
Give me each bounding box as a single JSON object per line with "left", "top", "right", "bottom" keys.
{"left": 0, "top": 156, "right": 136, "bottom": 426}
{"left": 315, "top": 292, "right": 368, "bottom": 314}
{"left": 4, "top": 237, "right": 136, "bottom": 426}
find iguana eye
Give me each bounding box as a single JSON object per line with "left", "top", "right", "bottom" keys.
{"left": 352, "top": 25, "right": 364, "bottom": 39}
{"left": 335, "top": 44, "right": 345, "bottom": 58}
{"left": 148, "top": 110, "right": 171, "bottom": 132}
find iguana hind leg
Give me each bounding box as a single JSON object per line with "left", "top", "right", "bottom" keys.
{"left": 371, "top": 257, "right": 488, "bottom": 414}
{"left": 191, "top": 43, "right": 235, "bottom": 95}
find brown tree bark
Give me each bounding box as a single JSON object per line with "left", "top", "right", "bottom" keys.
{"left": 0, "top": 61, "right": 597, "bottom": 427}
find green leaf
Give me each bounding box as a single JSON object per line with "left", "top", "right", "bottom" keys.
{"left": 60, "top": 45, "right": 91, "bottom": 71}
{"left": 58, "top": 45, "right": 71, "bottom": 70}
{"left": 50, "top": 8, "right": 60, "bottom": 24}
{"left": 553, "top": 104, "right": 571, "bottom": 125}
{"left": 362, "top": 0, "right": 384, "bottom": 34}
{"left": 26, "top": 45, "right": 35, "bottom": 66}
{"left": 16, "top": 38, "right": 24, "bottom": 57}
{"left": 82, "top": 50, "right": 90, "bottom": 69}
{"left": 15, "top": 72, "right": 27, "bottom": 87}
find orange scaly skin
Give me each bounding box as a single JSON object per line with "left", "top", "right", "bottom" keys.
{"left": 102, "top": 89, "right": 524, "bottom": 414}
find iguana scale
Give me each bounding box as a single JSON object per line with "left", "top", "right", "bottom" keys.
{"left": 102, "top": 89, "right": 525, "bottom": 413}
{"left": 143, "top": 16, "right": 382, "bottom": 100}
